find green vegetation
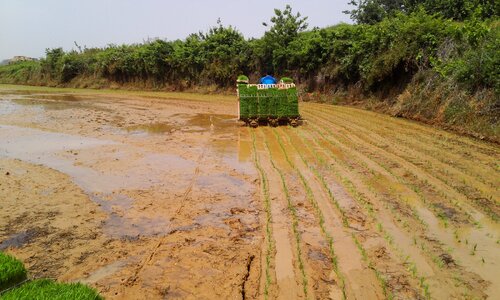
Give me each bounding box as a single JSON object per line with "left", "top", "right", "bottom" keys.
{"left": 1, "top": 279, "right": 103, "bottom": 300}
{"left": 0, "top": 252, "right": 27, "bottom": 291}
{"left": 0, "top": 2, "right": 498, "bottom": 139}
{"left": 0, "top": 252, "right": 102, "bottom": 299}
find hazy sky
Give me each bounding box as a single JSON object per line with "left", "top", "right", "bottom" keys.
{"left": 0, "top": 0, "right": 352, "bottom": 60}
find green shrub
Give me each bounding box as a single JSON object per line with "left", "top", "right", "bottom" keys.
{"left": 1, "top": 279, "right": 103, "bottom": 300}
{"left": 0, "top": 252, "right": 27, "bottom": 292}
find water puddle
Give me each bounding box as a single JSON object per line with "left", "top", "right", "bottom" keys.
{"left": 80, "top": 260, "right": 128, "bottom": 284}
{"left": 23, "top": 94, "right": 87, "bottom": 101}
{"left": 90, "top": 193, "right": 171, "bottom": 238}
{"left": 0, "top": 125, "right": 195, "bottom": 192}
{"left": 0, "top": 100, "right": 19, "bottom": 116}
{"left": 170, "top": 113, "right": 239, "bottom": 133}
{"left": 11, "top": 97, "right": 105, "bottom": 111}
{"left": 126, "top": 122, "right": 176, "bottom": 134}
{"left": 0, "top": 125, "right": 196, "bottom": 237}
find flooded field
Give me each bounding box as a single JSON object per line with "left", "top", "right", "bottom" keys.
{"left": 0, "top": 85, "right": 498, "bottom": 299}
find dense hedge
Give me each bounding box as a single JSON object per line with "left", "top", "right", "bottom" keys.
{"left": 1, "top": 8, "right": 497, "bottom": 93}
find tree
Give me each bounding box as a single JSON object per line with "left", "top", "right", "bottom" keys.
{"left": 345, "top": 0, "right": 499, "bottom": 24}
{"left": 263, "top": 5, "right": 309, "bottom": 47}
{"left": 344, "top": 0, "right": 406, "bottom": 24}
{"left": 41, "top": 48, "right": 64, "bottom": 80}
{"left": 260, "top": 5, "right": 309, "bottom": 74}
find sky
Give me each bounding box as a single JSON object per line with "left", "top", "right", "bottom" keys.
{"left": 0, "top": 0, "right": 353, "bottom": 60}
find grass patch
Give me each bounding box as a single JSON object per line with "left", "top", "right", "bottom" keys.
{"left": 0, "top": 252, "right": 27, "bottom": 292}
{"left": 1, "top": 279, "right": 103, "bottom": 300}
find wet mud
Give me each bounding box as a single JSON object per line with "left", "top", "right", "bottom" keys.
{"left": 0, "top": 87, "right": 498, "bottom": 299}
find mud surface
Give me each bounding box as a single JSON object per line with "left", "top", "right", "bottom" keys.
{"left": 0, "top": 86, "right": 498, "bottom": 299}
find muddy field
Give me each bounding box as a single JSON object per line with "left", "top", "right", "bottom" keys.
{"left": 0, "top": 85, "right": 498, "bottom": 299}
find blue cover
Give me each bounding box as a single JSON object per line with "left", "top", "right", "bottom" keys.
{"left": 259, "top": 75, "right": 277, "bottom": 84}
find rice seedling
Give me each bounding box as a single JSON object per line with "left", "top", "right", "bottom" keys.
{"left": 309, "top": 109, "right": 496, "bottom": 223}
{"left": 250, "top": 130, "right": 274, "bottom": 298}
{"left": 306, "top": 111, "right": 476, "bottom": 225}
{"left": 263, "top": 133, "right": 309, "bottom": 298}
{"left": 273, "top": 129, "right": 347, "bottom": 299}
{"left": 296, "top": 126, "right": 431, "bottom": 298}
{"left": 282, "top": 129, "right": 393, "bottom": 298}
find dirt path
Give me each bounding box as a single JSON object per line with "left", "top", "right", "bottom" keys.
{"left": 0, "top": 85, "right": 498, "bottom": 299}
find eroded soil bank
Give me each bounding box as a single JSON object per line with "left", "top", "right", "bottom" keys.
{"left": 0, "top": 85, "right": 498, "bottom": 299}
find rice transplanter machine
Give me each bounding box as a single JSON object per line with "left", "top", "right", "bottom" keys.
{"left": 237, "top": 75, "right": 301, "bottom": 127}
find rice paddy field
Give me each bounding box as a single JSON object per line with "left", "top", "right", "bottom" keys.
{"left": 0, "top": 84, "right": 498, "bottom": 299}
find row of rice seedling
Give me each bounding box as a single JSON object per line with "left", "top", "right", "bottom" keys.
{"left": 305, "top": 109, "right": 500, "bottom": 276}
{"left": 302, "top": 118, "right": 500, "bottom": 296}
{"left": 250, "top": 130, "right": 274, "bottom": 299}
{"left": 279, "top": 128, "right": 394, "bottom": 299}
{"left": 305, "top": 108, "right": 490, "bottom": 224}
{"left": 294, "top": 125, "right": 431, "bottom": 299}
{"left": 304, "top": 111, "right": 469, "bottom": 228}
{"left": 271, "top": 129, "right": 347, "bottom": 299}
{"left": 303, "top": 119, "right": 428, "bottom": 229}
{"left": 262, "top": 131, "right": 309, "bottom": 298}
{"left": 328, "top": 105, "right": 498, "bottom": 161}
{"left": 321, "top": 108, "right": 497, "bottom": 222}
{"left": 328, "top": 105, "right": 498, "bottom": 189}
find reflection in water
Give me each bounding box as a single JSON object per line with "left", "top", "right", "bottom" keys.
{"left": 126, "top": 122, "right": 175, "bottom": 134}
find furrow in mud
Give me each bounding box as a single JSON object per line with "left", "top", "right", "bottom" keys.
{"left": 305, "top": 106, "right": 499, "bottom": 222}
{"left": 274, "top": 127, "right": 388, "bottom": 299}
{"left": 292, "top": 126, "right": 438, "bottom": 299}
{"left": 303, "top": 116, "right": 487, "bottom": 298}
{"left": 322, "top": 104, "right": 499, "bottom": 157}
{"left": 301, "top": 107, "right": 498, "bottom": 299}
{"left": 250, "top": 130, "right": 275, "bottom": 299}
{"left": 254, "top": 129, "right": 303, "bottom": 299}
{"left": 323, "top": 104, "right": 499, "bottom": 187}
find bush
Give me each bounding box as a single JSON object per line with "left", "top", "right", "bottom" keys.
{"left": 0, "top": 252, "right": 27, "bottom": 292}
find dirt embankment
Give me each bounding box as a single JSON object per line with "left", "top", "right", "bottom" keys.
{"left": 0, "top": 85, "right": 498, "bottom": 299}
